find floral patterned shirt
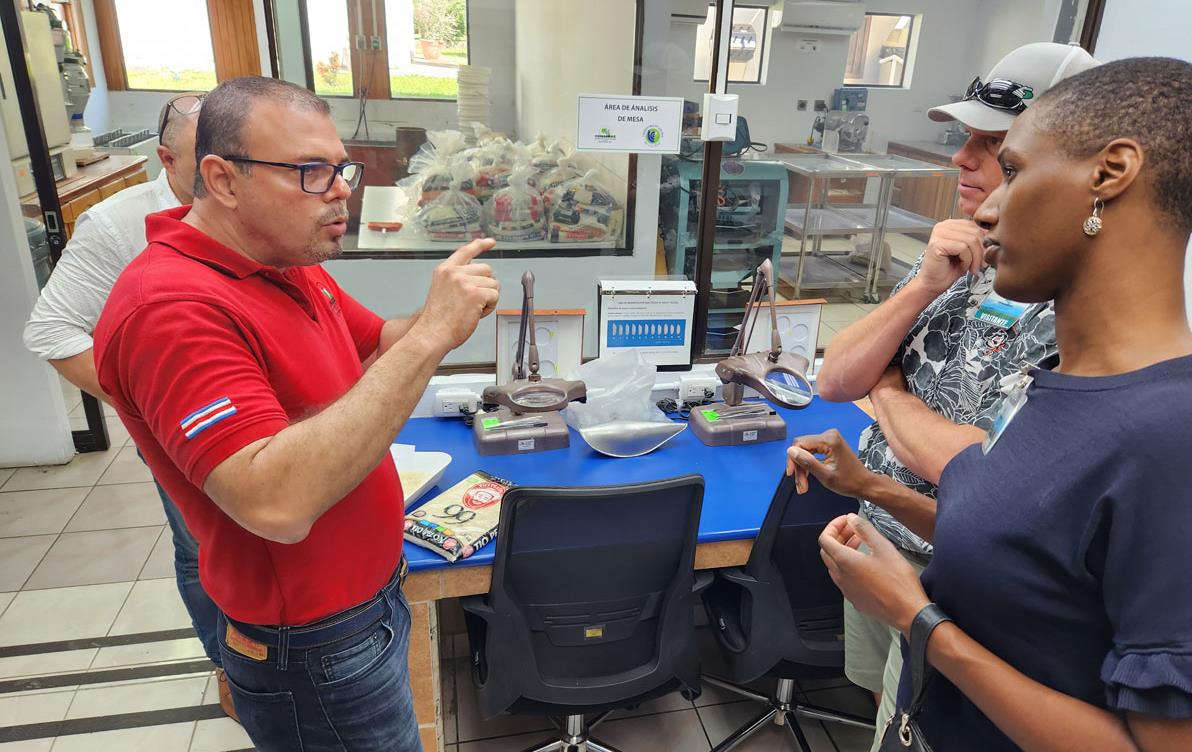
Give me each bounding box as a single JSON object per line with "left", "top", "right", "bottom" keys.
{"left": 857, "top": 257, "right": 1057, "bottom": 558}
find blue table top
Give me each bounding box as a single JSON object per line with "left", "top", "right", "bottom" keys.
{"left": 396, "top": 399, "right": 874, "bottom": 572}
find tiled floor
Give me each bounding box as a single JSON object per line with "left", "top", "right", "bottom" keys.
{"left": 0, "top": 381, "right": 880, "bottom": 751}
{"left": 440, "top": 648, "right": 877, "bottom": 752}
{"left": 0, "top": 383, "right": 256, "bottom": 751}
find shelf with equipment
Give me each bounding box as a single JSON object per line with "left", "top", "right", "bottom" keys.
{"left": 659, "top": 155, "right": 790, "bottom": 355}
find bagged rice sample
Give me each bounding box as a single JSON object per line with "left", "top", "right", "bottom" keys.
{"left": 414, "top": 164, "right": 484, "bottom": 242}
{"left": 547, "top": 169, "right": 624, "bottom": 243}
{"left": 403, "top": 471, "right": 513, "bottom": 562}
{"left": 472, "top": 140, "right": 516, "bottom": 204}
{"left": 483, "top": 167, "right": 547, "bottom": 242}
{"left": 403, "top": 130, "right": 472, "bottom": 208}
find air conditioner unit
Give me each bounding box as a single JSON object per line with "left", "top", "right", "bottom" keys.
{"left": 780, "top": 1, "right": 865, "bottom": 36}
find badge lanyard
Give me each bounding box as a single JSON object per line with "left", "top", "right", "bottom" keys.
{"left": 974, "top": 291, "right": 1032, "bottom": 331}
{"left": 982, "top": 361, "right": 1034, "bottom": 454}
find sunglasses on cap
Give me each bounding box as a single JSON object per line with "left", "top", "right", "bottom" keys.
{"left": 963, "top": 77, "right": 1035, "bottom": 114}
{"left": 158, "top": 93, "right": 205, "bottom": 145}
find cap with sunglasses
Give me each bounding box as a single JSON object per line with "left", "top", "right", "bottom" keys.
{"left": 928, "top": 42, "right": 1099, "bottom": 133}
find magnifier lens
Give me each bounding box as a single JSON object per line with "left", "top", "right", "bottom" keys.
{"left": 763, "top": 370, "right": 813, "bottom": 407}
{"left": 510, "top": 384, "right": 567, "bottom": 409}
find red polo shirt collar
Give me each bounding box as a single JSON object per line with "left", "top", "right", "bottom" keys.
{"left": 147, "top": 206, "right": 268, "bottom": 281}
{"left": 146, "top": 206, "right": 319, "bottom": 317}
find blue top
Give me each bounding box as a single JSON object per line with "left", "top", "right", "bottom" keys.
{"left": 395, "top": 399, "right": 874, "bottom": 572}
{"left": 906, "top": 354, "right": 1192, "bottom": 748}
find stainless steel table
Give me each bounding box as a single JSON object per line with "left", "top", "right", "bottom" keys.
{"left": 779, "top": 153, "right": 960, "bottom": 301}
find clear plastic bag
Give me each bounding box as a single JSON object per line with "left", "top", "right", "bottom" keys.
{"left": 547, "top": 169, "right": 624, "bottom": 243}
{"left": 402, "top": 130, "right": 472, "bottom": 209}
{"left": 472, "top": 140, "right": 516, "bottom": 204}
{"left": 528, "top": 140, "right": 573, "bottom": 189}
{"left": 562, "top": 351, "right": 664, "bottom": 429}
{"left": 413, "top": 163, "right": 485, "bottom": 242}
{"left": 483, "top": 167, "right": 547, "bottom": 242}
{"left": 537, "top": 156, "right": 584, "bottom": 199}
{"left": 563, "top": 352, "right": 686, "bottom": 458}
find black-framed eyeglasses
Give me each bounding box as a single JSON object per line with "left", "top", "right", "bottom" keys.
{"left": 963, "top": 77, "right": 1035, "bottom": 114}
{"left": 221, "top": 157, "right": 365, "bottom": 194}
{"left": 158, "top": 93, "right": 205, "bottom": 145}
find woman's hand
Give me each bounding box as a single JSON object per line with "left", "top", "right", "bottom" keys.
{"left": 819, "top": 513, "right": 930, "bottom": 635}
{"left": 785, "top": 429, "right": 881, "bottom": 498}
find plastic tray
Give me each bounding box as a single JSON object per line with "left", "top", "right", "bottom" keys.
{"left": 389, "top": 444, "right": 452, "bottom": 507}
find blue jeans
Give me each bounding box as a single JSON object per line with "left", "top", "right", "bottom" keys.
{"left": 152, "top": 478, "right": 222, "bottom": 668}
{"left": 217, "top": 568, "right": 419, "bottom": 752}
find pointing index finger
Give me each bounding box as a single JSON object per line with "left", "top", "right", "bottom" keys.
{"left": 444, "top": 238, "right": 496, "bottom": 266}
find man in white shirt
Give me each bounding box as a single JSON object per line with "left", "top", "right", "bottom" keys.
{"left": 23, "top": 92, "right": 236, "bottom": 720}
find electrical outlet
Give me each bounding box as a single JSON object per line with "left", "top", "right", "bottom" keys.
{"left": 797, "top": 99, "right": 808, "bottom": 111}
{"left": 814, "top": 100, "right": 827, "bottom": 112}
{"left": 679, "top": 374, "right": 720, "bottom": 403}
{"left": 434, "top": 388, "right": 480, "bottom": 418}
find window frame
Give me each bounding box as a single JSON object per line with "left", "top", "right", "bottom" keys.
{"left": 298, "top": 0, "right": 474, "bottom": 103}
{"left": 92, "top": 0, "right": 260, "bottom": 93}
{"left": 843, "top": 12, "right": 916, "bottom": 90}
{"left": 693, "top": 3, "right": 769, "bottom": 86}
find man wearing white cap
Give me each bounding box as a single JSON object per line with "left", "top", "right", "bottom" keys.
{"left": 814, "top": 42, "right": 1099, "bottom": 747}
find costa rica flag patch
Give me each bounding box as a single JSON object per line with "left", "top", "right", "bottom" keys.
{"left": 180, "top": 397, "right": 237, "bottom": 440}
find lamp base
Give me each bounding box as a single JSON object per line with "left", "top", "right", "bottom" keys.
{"left": 472, "top": 407, "right": 571, "bottom": 456}
{"left": 688, "top": 402, "right": 787, "bottom": 446}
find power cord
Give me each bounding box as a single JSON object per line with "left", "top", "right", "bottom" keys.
{"left": 657, "top": 390, "right": 716, "bottom": 422}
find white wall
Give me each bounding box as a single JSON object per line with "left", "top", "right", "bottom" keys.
{"left": 1094, "top": 0, "right": 1191, "bottom": 63}
{"left": 970, "top": 0, "right": 1064, "bottom": 78}
{"left": 0, "top": 118, "right": 76, "bottom": 467}
{"left": 514, "top": 0, "right": 632, "bottom": 191}
{"left": 1093, "top": 0, "right": 1192, "bottom": 323}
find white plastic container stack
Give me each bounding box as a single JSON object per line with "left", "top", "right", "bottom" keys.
{"left": 457, "top": 65, "right": 492, "bottom": 139}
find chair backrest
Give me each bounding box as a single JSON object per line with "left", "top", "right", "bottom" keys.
{"left": 745, "top": 472, "right": 858, "bottom": 661}
{"left": 481, "top": 475, "right": 704, "bottom": 713}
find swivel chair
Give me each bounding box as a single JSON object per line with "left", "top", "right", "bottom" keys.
{"left": 700, "top": 473, "right": 876, "bottom": 751}
{"left": 462, "top": 475, "right": 709, "bottom": 752}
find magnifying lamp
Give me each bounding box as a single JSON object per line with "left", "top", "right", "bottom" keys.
{"left": 474, "top": 271, "right": 587, "bottom": 455}
{"left": 690, "top": 259, "right": 813, "bottom": 446}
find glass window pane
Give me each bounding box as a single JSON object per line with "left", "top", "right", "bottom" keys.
{"left": 113, "top": 0, "right": 215, "bottom": 91}
{"left": 305, "top": 0, "right": 354, "bottom": 96}
{"left": 388, "top": 0, "right": 468, "bottom": 99}
{"left": 844, "top": 14, "right": 915, "bottom": 88}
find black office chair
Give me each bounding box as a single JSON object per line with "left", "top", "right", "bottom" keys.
{"left": 461, "top": 475, "right": 709, "bottom": 752}
{"left": 700, "top": 473, "right": 876, "bottom": 751}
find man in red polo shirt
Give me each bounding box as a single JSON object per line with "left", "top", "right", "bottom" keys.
{"left": 94, "top": 77, "right": 499, "bottom": 751}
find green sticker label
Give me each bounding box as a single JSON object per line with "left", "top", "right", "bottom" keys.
{"left": 702, "top": 409, "right": 720, "bottom": 422}
{"left": 481, "top": 417, "right": 501, "bottom": 430}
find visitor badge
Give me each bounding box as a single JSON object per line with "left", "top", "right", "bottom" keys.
{"left": 973, "top": 291, "right": 1031, "bottom": 330}
{"left": 982, "top": 366, "right": 1032, "bottom": 454}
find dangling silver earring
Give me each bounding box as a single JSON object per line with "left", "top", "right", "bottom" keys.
{"left": 1083, "top": 197, "right": 1104, "bottom": 237}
